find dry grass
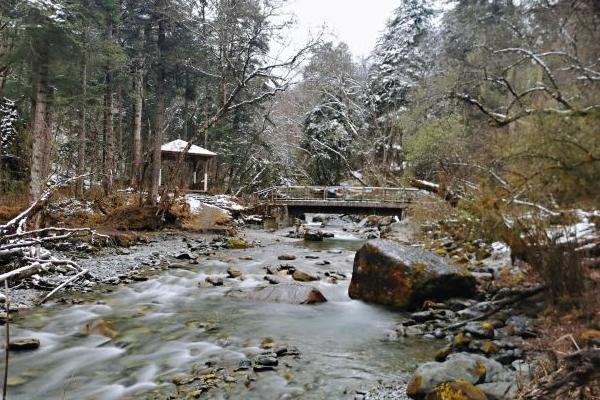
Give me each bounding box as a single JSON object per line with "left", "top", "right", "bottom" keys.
{"left": 0, "top": 194, "right": 27, "bottom": 224}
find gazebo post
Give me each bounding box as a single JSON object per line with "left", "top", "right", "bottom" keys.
{"left": 203, "top": 160, "right": 208, "bottom": 192}
{"left": 193, "top": 160, "right": 198, "bottom": 186}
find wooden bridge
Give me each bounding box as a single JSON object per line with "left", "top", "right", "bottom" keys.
{"left": 259, "top": 186, "right": 422, "bottom": 220}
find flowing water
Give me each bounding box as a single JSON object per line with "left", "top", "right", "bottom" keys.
{"left": 4, "top": 223, "right": 438, "bottom": 399}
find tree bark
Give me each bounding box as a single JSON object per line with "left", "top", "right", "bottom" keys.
{"left": 149, "top": 3, "right": 167, "bottom": 205}
{"left": 29, "top": 37, "right": 50, "bottom": 203}
{"left": 103, "top": 11, "right": 115, "bottom": 193}
{"left": 131, "top": 69, "right": 143, "bottom": 188}
{"left": 76, "top": 31, "right": 88, "bottom": 198}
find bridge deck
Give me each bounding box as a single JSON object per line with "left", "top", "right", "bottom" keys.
{"left": 265, "top": 186, "right": 420, "bottom": 206}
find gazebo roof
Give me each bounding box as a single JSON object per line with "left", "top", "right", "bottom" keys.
{"left": 161, "top": 139, "right": 216, "bottom": 158}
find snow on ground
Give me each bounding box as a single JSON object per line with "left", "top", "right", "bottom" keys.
{"left": 185, "top": 194, "right": 245, "bottom": 214}
{"left": 551, "top": 209, "right": 598, "bottom": 244}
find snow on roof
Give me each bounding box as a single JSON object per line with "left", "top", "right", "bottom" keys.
{"left": 161, "top": 139, "right": 216, "bottom": 157}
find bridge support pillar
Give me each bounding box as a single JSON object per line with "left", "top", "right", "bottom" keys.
{"left": 263, "top": 205, "right": 290, "bottom": 230}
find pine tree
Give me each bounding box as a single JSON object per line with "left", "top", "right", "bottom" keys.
{"left": 368, "top": 0, "right": 433, "bottom": 117}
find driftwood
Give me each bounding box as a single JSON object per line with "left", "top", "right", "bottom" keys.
{"left": 409, "top": 178, "right": 459, "bottom": 206}
{"left": 524, "top": 349, "right": 600, "bottom": 399}
{"left": 0, "top": 263, "right": 44, "bottom": 284}
{"left": 437, "top": 285, "right": 546, "bottom": 332}
{"left": 0, "top": 175, "right": 104, "bottom": 300}
{"left": 37, "top": 268, "right": 89, "bottom": 305}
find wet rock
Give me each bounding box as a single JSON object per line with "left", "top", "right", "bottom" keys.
{"left": 278, "top": 264, "right": 296, "bottom": 273}
{"left": 278, "top": 254, "right": 296, "bottom": 261}
{"left": 175, "top": 252, "right": 196, "bottom": 260}
{"left": 426, "top": 381, "right": 487, "bottom": 400}
{"left": 81, "top": 319, "right": 117, "bottom": 338}
{"left": 348, "top": 240, "right": 476, "bottom": 309}
{"left": 226, "top": 283, "right": 327, "bottom": 305}
{"left": 315, "top": 260, "right": 331, "bottom": 266}
{"left": 227, "top": 267, "right": 242, "bottom": 278}
{"left": 265, "top": 265, "right": 278, "bottom": 275}
{"left": 305, "top": 255, "right": 320, "bottom": 259}
{"left": 264, "top": 275, "right": 285, "bottom": 285}
{"left": 253, "top": 354, "right": 278, "bottom": 371}
{"left": 8, "top": 338, "right": 40, "bottom": 351}
{"left": 322, "top": 232, "right": 335, "bottom": 238}
{"left": 304, "top": 230, "right": 324, "bottom": 241}
{"left": 274, "top": 346, "right": 300, "bottom": 357}
{"left": 205, "top": 276, "right": 224, "bottom": 286}
{"left": 292, "top": 270, "right": 319, "bottom": 282}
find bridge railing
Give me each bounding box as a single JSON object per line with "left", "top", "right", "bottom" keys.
{"left": 268, "top": 186, "right": 420, "bottom": 204}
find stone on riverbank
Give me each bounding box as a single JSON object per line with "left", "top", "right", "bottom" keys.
{"left": 304, "top": 230, "right": 324, "bottom": 241}
{"left": 349, "top": 240, "right": 477, "bottom": 309}
{"left": 407, "top": 353, "right": 515, "bottom": 400}
{"left": 226, "top": 283, "right": 327, "bottom": 305}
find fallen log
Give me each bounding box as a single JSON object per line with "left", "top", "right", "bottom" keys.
{"left": 37, "top": 268, "right": 89, "bottom": 304}
{"left": 524, "top": 349, "right": 600, "bottom": 399}
{"left": 409, "top": 178, "right": 459, "bottom": 206}
{"left": 0, "top": 263, "right": 44, "bottom": 284}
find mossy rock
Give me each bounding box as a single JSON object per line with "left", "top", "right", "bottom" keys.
{"left": 425, "top": 380, "right": 488, "bottom": 400}
{"left": 480, "top": 341, "right": 499, "bottom": 355}
{"left": 435, "top": 345, "right": 452, "bottom": 362}
{"left": 227, "top": 239, "right": 249, "bottom": 249}
{"left": 453, "top": 333, "right": 471, "bottom": 348}
{"left": 435, "top": 249, "right": 448, "bottom": 257}
{"left": 348, "top": 240, "right": 477, "bottom": 309}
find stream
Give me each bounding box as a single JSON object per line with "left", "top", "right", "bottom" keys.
{"left": 4, "top": 221, "right": 438, "bottom": 399}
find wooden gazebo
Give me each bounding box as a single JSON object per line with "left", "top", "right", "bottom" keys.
{"left": 160, "top": 139, "right": 217, "bottom": 192}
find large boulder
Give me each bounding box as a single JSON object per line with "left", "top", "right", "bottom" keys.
{"left": 348, "top": 240, "right": 476, "bottom": 309}
{"left": 407, "top": 353, "right": 515, "bottom": 400}
{"left": 226, "top": 283, "right": 327, "bottom": 305}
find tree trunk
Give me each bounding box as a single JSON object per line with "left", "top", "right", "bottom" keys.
{"left": 131, "top": 69, "right": 143, "bottom": 188}
{"left": 29, "top": 38, "right": 50, "bottom": 203}
{"left": 103, "top": 12, "right": 115, "bottom": 193}
{"left": 149, "top": 5, "right": 167, "bottom": 205}
{"left": 116, "top": 88, "right": 124, "bottom": 176}
{"left": 76, "top": 32, "right": 88, "bottom": 198}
